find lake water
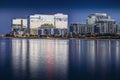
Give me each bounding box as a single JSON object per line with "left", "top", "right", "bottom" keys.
{"left": 0, "top": 38, "right": 120, "bottom": 80}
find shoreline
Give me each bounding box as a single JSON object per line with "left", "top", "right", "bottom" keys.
{"left": 1, "top": 36, "right": 120, "bottom": 40}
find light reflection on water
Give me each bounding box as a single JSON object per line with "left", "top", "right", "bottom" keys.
{"left": 68, "top": 39, "right": 120, "bottom": 80}
{"left": 0, "top": 38, "right": 120, "bottom": 80}
{"left": 11, "top": 39, "right": 68, "bottom": 80}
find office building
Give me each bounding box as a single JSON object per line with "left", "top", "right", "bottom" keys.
{"left": 54, "top": 13, "right": 68, "bottom": 29}
{"left": 96, "top": 20, "right": 118, "bottom": 34}
{"left": 87, "top": 24, "right": 95, "bottom": 34}
{"left": 86, "top": 13, "right": 118, "bottom": 34}
{"left": 12, "top": 19, "right": 27, "bottom": 35}
{"left": 29, "top": 13, "right": 68, "bottom": 35}
{"left": 69, "top": 23, "right": 86, "bottom": 34}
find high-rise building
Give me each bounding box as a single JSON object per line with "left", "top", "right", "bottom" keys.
{"left": 30, "top": 14, "right": 55, "bottom": 29}
{"left": 96, "top": 20, "right": 118, "bottom": 34}
{"left": 29, "top": 13, "right": 68, "bottom": 35}
{"left": 69, "top": 23, "right": 86, "bottom": 34}
{"left": 54, "top": 13, "right": 68, "bottom": 29}
{"left": 12, "top": 19, "right": 27, "bottom": 35}
{"left": 86, "top": 13, "right": 110, "bottom": 25}
{"left": 87, "top": 24, "right": 94, "bottom": 34}
{"left": 86, "top": 13, "right": 118, "bottom": 34}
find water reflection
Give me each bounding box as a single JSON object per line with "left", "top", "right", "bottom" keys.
{"left": 1, "top": 38, "right": 120, "bottom": 80}
{"left": 0, "top": 38, "right": 12, "bottom": 67}
{"left": 11, "top": 39, "right": 68, "bottom": 80}
{"left": 69, "top": 39, "right": 120, "bottom": 80}
{"left": 115, "top": 41, "right": 120, "bottom": 68}
{"left": 12, "top": 39, "right": 28, "bottom": 79}
{"left": 0, "top": 39, "right": 7, "bottom": 65}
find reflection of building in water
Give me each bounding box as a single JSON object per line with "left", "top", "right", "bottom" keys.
{"left": 12, "top": 39, "right": 28, "bottom": 79}
{"left": 54, "top": 40, "right": 68, "bottom": 80}
{"left": 11, "top": 39, "right": 68, "bottom": 80}
{"left": 95, "top": 39, "right": 115, "bottom": 76}
{"left": 29, "top": 39, "right": 68, "bottom": 80}
{"left": 69, "top": 39, "right": 120, "bottom": 79}
{"left": 115, "top": 40, "right": 120, "bottom": 68}
{"left": 0, "top": 40, "right": 8, "bottom": 65}
{"left": 95, "top": 40, "right": 120, "bottom": 72}
{"left": 69, "top": 39, "right": 96, "bottom": 76}
{"left": 86, "top": 40, "right": 95, "bottom": 71}
{"left": 69, "top": 39, "right": 83, "bottom": 65}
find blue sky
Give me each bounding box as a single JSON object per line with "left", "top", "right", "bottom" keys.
{"left": 0, "top": 0, "right": 120, "bottom": 34}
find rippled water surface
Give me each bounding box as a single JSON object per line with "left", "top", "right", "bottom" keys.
{"left": 0, "top": 38, "right": 120, "bottom": 80}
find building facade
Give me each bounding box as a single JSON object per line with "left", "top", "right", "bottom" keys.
{"left": 69, "top": 13, "right": 118, "bottom": 35}
{"left": 96, "top": 20, "right": 118, "bottom": 34}
{"left": 86, "top": 13, "right": 118, "bottom": 34}
{"left": 69, "top": 23, "right": 86, "bottom": 34}
{"left": 12, "top": 19, "right": 27, "bottom": 35}
{"left": 29, "top": 13, "right": 68, "bottom": 35}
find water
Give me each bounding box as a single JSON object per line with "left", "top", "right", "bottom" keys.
{"left": 0, "top": 38, "right": 120, "bottom": 80}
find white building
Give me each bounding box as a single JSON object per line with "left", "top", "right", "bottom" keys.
{"left": 29, "top": 13, "right": 68, "bottom": 35}
{"left": 12, "top": 19, "right": 27, "bottom": 35}
{"left": 86, "top": 13, "right": 118, "bottom": 34}
{"left": 30, "top": 14, "right": 55, "bottom": 29}
{"left": 86, "top": 13, "right": 110, "bottom": 25}
{"left": 54, "top": 13, "right": 68, "bottom": 29}
{"left": 96, "top": 20, "right": 118, "bottom": 34}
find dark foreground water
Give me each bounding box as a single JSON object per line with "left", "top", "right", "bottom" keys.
{"left": 0, "top": 38, "right": 120, "bottom": 80}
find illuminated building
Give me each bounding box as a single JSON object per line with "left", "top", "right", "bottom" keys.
{"left": 86, "top": 13, "right": 118, "bottom": 34}
{"left": 12, "top": 19, "right": 27, "bottom": 35}
{"left": 29, "top": 13, "right": 68, "bottom": 35}
{"left": 69, "top": 23, "right": 86, "bottom": 34}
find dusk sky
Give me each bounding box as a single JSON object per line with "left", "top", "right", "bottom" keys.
{"left": 0, "top": 0, "right": 120, "bottom": 34}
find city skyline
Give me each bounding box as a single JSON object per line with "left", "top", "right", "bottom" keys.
{"left": 0, "top": 9, "right": 120, "bottom": 34}
{"left": 0, "top": 0, "right": 120, "bottom": 34}
{"left": 11, "top": 13, "right": 68, "bottom": 36}
{"left": 11, "top": 12, "right": 120, "bottom": 38}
